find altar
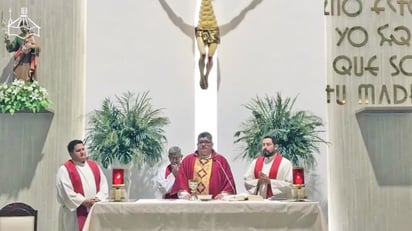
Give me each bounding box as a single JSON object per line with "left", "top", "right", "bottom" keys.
{"left": 83, "top": 199, "right": 327, "bottom": 231}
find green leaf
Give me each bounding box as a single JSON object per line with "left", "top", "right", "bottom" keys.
{"left": 85, "top": 91, "right": 169, "bottom": 169}
{"left": 233, "top": 93, "right": 328, "bottom": 170}
{"left": 0, "top": 80, "right": 51, "bottom": 115}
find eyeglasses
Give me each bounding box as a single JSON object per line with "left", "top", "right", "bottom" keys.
{"left": 197, "top": 141, "right": 212, "bottom": 145}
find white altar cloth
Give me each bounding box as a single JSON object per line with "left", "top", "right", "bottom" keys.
{"left": 83, "top": 199, "right": 327, "bottom": 231}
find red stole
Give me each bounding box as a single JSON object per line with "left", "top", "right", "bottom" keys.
{"left": 164, "top": 165, "right": 177, "bottom": 199}
{"left": 254, "top": 154, "right": 283, "bottom": 198}
{"left": 64, "top": 160, "right": 101, "bottom": 231}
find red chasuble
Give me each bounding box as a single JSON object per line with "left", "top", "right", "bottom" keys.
{"left": 170, "top": 151, "right": 236, "bottom": 198}
{"left": 164, "top": 165, "right": 177, "bottom": 199}
{"left": 64, "top": 160, "right": 101, "bottom": 231}
{"left": 254, "top": 154, "right": 283, "bottom": 198}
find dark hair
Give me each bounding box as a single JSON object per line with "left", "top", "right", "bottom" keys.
{"left": 198, "top": 131, "right": 213, "bottom": 142}
{"left": 67, "top": 139, "right": 83, "bottom": 154}
{"left": 263, "top": 135, "right": 277, "bottom": 145}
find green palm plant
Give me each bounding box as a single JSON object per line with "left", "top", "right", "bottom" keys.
{"left": 234, "top": 93, "right": 327, "bottom": 170}
{"left": 85, "top": 91, "right": 169, "bottom": 168}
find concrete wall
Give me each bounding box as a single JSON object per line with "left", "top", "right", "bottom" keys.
{"left": 0, "top": 1, "right": 85, "bottom": 230}
{"left": 4, "top": 1, "right": 412, "bottom": 230}
{"left": 86, "top": 0, "right": 328, "bottom": 217}
{"left": 0, "top": 0, "right": 328, "bottom": 230}
{"left": 326, "top": 1, "right": 412, "bottom": 230}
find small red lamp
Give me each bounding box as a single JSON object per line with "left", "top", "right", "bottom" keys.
{"left": 292, "top": 167, "right": 305, "bottom": 201}
{"left": 293, "top": 167, "right": 305, "bottom": 185}
{"left": 111, "top": 168, "right": 126, "bottom": 201}
{"left": 112, "top": 169, "right": 125, "bottom": 185}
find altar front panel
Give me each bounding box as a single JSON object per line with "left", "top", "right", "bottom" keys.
{"left": 83, "top": 199, "right": 326, "bottom": 231}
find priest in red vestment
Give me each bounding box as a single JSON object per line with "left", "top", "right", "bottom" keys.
{"left": 244, "top": 135, "right": 292, "bottom": 199}
{"left": 171, "top": 132, "right": 236, "bottom": 199}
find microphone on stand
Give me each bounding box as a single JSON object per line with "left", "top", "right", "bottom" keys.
{"left": 213, "top": 157, "right": 237, "bottom": 194}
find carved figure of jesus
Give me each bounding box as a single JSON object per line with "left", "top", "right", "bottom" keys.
{"left": 196, "top": 0, "right": 219, "bottom": 89}
{"left": 158, "top": 0, "right": 263, "bottom": 90}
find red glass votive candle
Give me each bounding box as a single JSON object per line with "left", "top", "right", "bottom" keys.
{"left": 112, "top": 169, "right": 124, "bottom": 185}
{"left": 293, "top": 167, "right": 305, "bottom": 185}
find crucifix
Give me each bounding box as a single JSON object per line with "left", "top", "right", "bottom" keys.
{"left": 195, "top": 0, "right": 219, "bottom": 90}
{"left": 159, "top": 0, "right": 263, "bottom": 146}
{"left": 194, "top": 0, "right": 219, "bottom": 145}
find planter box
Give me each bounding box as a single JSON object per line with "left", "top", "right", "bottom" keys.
{"left": 0, "top": 110, "right": 54, "bottom": 193}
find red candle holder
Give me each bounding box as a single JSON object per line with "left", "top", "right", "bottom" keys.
{"left": 112, "top": 169, "right": 124, "bottom": 185}
{"left": 293, "top": 167, "right": 305, "bottom": 185}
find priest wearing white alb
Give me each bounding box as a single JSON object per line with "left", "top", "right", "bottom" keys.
{"left": 56, "top": 139, "right": 109, "bottom": 231}
{"left": 244, "top": 135, "right": 293, "bottom": 199}
{"left": 156, "top": 146, "right": 182, "bottom": 199}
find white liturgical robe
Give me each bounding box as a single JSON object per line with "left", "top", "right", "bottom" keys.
{"left": 156, "top": 164, "right": 176, "bottom": 198}
{"left": 56, "top": 161, "right": 108, "bottom": 231}
{"left": 244, "top": 154, "right": 293, "bottom": 198}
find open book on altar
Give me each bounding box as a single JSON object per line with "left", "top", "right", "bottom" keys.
{"left": 222, "top": 194, "right": 264, "bottom": 201}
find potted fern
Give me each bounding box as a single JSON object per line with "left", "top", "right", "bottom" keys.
{"left": 85, "top": 91, "right": 169, "bottom": 200}
{"left": 85, "top": 91, "right": 169, "bottom": 169}
{"left": 233, "top": 93, "right": 327, "bottom": 170}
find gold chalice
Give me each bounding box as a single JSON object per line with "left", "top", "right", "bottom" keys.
{"left": 188, "top": 179, "right": 199, "bottom": 201}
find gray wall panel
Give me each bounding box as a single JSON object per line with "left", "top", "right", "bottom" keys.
{"left": 0, "top": 1, "right": 85, "bottom": 230}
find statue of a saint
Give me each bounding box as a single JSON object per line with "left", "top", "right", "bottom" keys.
{"left": 4, "top": 21, "right": 40, "bottom": 82}
{"left": 3, "top": 8, "right": 41, "bottom": 82}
